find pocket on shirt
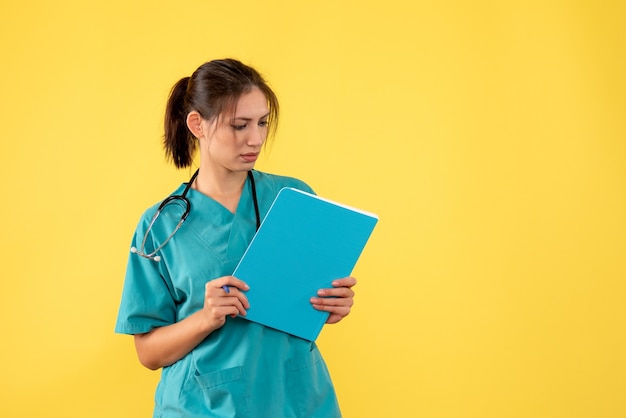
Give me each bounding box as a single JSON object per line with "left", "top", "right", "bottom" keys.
{"left": 194, "top": 366, "right": 250, "bottom": 417}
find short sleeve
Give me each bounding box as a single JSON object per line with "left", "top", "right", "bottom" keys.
{"left": 292, "top": 179, "right": 315, "bottom": 195}
{"left": 114, "top": 213, "right": 177, "bottom": 335}
{"left": 270, "top": 173, "right": 316, "bottom": 195}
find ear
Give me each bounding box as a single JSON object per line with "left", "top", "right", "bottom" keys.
{"left": 186, "top": 111, "right": 204, "bottom": 139}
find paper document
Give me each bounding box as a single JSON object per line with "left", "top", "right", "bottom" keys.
{"left": 232, "top": 187, "right": 378, "bottom": 341}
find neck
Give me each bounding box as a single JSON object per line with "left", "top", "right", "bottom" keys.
{"left": 192, "top": 166, "right": 249, "bottom": 212}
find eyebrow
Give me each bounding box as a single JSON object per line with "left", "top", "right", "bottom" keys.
{"left": 232, "top": 112, "right": 270, "bottom": 122}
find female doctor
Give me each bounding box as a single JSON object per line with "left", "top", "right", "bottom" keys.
{"left": 115, "top": 58, "right": 356, "bottom": 417}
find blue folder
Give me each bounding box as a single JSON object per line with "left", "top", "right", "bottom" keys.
{"left": 232, "top": 187, "right": 378, "bottom": 341}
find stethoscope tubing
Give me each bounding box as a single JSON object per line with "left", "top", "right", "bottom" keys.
{"left": 131, "top": 169, "right": 260, "bottom": 262}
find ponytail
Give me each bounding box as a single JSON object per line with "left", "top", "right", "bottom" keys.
{"left": 163, "top": 77, "right": 195, "bottom": 168}
{"left": 162, "top": 59, "right": 280, "bottom": 169}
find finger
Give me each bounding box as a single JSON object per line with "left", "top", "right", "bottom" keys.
{"left": 325, "top": 313, "right": 345, "bottom": 325}
{"left": 311, "top": 302, "right": 351, "bottom": 317}
{"left": 212, "top": 305, "right": 241, "bottom": 319}
{"left": 205, "top": 280, "right": 250, "bottom": 309}
{"left": 215, "top": 276, "right": 250, "bottom": 292}
{"left": 331, "top": 276, "right": 357, "bottom": 288}
{"left": 206, "top": 294, "right": 248, "bottom": 316}
{"left": 205, "top": 285, "right": 249, "bottom": 314}
{"left": 315, "top": 286, "right": 355, "bottom": 298}
{"left": 215, "top": 287, "right": 250, "bottom": 309}
{"left": 310, "top": 296, "right": 354, "bottom": 308}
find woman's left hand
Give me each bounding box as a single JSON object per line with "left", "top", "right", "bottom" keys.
{"left": 310, "top": 276, "right": 357, "bottom": 324}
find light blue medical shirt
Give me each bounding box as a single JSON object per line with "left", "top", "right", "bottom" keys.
{"left": 115, "top": 171, "right": 341, "bottom": 418}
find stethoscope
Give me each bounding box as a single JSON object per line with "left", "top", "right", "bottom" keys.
{"left": 131, "top": 169, "right": 261, "bottom": 262}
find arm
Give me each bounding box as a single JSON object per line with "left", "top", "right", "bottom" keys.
{"left": 134, "top": 276, "right": 250, "bottom": 370}
{"left": 310, "top": 276, "right": 357, "bottom": 324}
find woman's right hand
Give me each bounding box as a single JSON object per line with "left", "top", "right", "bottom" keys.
{"left": 135, "top": 276, "right": 250, "bottom": 370}
{"left": 201, "top": 276, "right": 250, "bottom": 331}
{"left": 134, "top": 276, "right": 250, "bottom": 370}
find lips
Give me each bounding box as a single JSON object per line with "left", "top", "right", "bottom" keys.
{"left": 241, "top": 153, "right": 259, "bottom": 163}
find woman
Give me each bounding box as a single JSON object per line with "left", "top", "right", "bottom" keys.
{"left": 115, "top": 59, "right": 356, "bottom": 417}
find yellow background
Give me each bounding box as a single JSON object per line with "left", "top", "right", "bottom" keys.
{"left": 1, "top": 1, "right": 625, "bottom": 417}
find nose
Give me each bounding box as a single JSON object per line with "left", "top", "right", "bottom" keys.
{"left": 248, "top": 126, "right": 265, "bottom": 147}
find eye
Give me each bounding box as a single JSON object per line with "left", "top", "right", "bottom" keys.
{"left": 231, "top": 124, "right": 247, "bottom": 131}
{"left": 259, "top": 120, "right": 269, "bottom": 127}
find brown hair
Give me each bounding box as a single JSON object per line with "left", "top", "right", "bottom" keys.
{"left": 163, "top": 59, "right": 280, "bottom": 168}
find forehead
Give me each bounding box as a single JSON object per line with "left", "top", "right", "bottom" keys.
{"left": 231, "top": 87, "right": 269, "bottom": 118}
